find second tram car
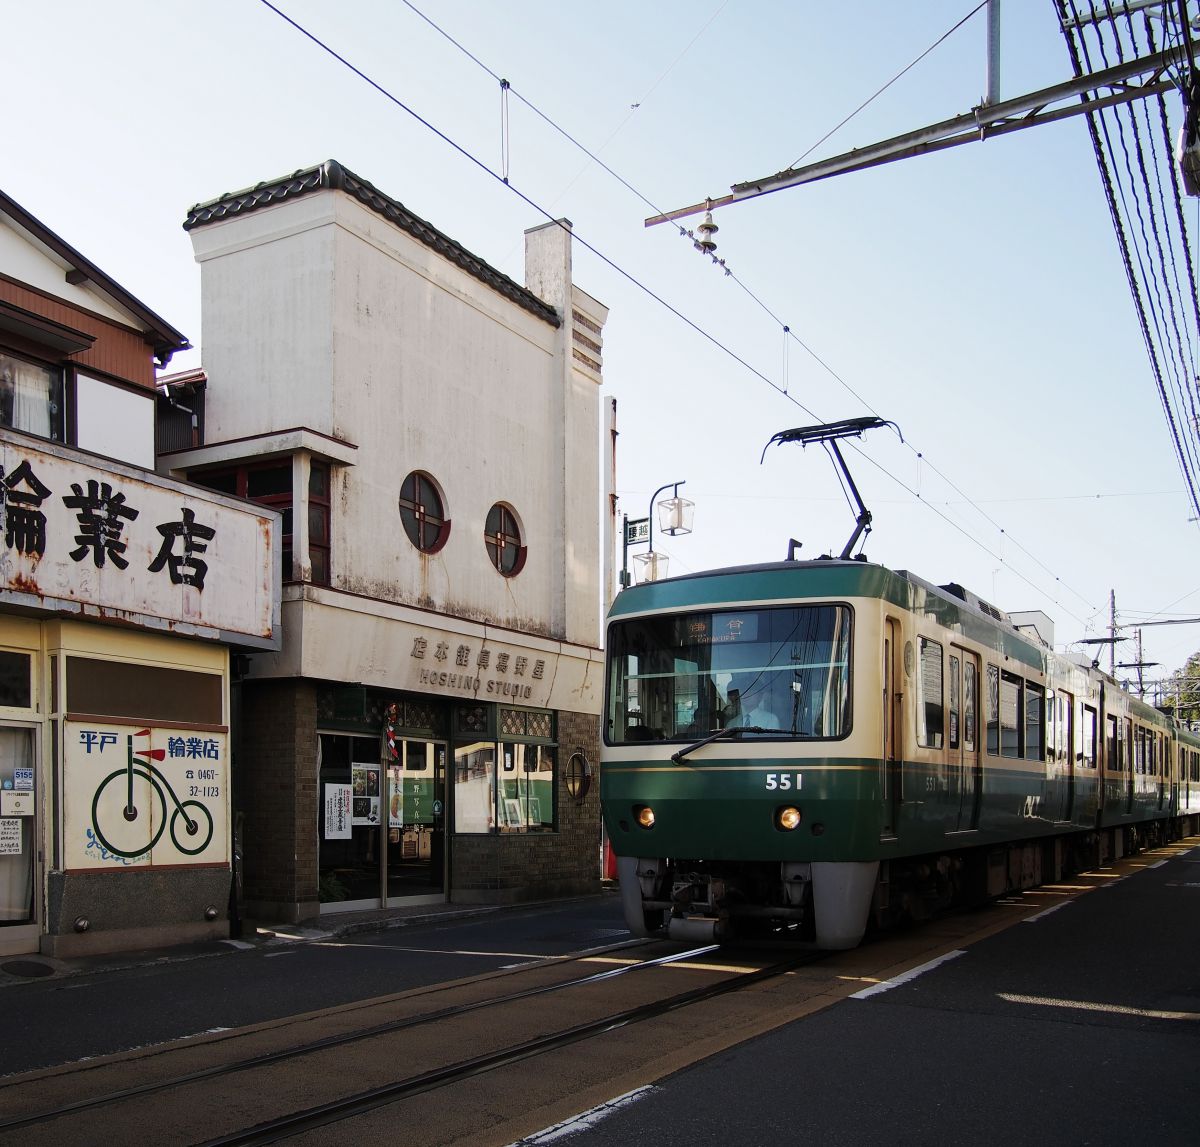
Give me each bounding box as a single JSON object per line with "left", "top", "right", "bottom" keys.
{"left": 601, "top": 559, "right": 1200, "bottom": 948}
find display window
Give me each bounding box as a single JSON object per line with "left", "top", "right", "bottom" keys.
{"left": 453, "top": 741, "right": 555, "bottom": 833}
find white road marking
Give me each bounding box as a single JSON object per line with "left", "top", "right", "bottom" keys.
{"left": 1022, "top": 901, "right": 1070, "bottom": 922}
{"left": 850, "top": 950, "right": 967, "bottom": 999}
{"left": 506, "top": 1085, "right": 660, "bottom": 1145}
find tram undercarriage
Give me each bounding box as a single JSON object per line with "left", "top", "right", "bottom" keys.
{"left": 617, "top": 817, "right": 1200, "bottom": 950}
{"left": 616, "top": 854, "right": 879, "bottom": 949}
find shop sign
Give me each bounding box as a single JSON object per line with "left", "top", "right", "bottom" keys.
{"left": 0, "top": 435, "right": 278, "bottom": 646}
{"left": 409, "top": 634, "right": 551, "bottom": 704}
{"left": 0, "top": 819, "right": 21, "bottom": 855}
{"left": 323, "top": 783, "right": 352, "bottom": 839}
{"left": 0, "top": 791, "right": 33, "bottom": 816}
{"left": 62, "top": 722, "right": 229, "bottom": 870}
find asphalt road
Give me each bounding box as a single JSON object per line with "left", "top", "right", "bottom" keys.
{"left": 0, "top": 897, "right": 629, "bottom": 1077}
{"left": 521, "top": 849, "right": 1200, "bottom": 1147}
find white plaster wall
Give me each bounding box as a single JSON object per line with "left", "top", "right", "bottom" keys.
{"left": 326, "top": 193, "right": 568, "bottom": 638}
{"left": 191, "top": 185, "right": 602, "bottom": 650}
{"left": 0, "top": 223, "right": 136, "bottom": 326}
{"left": 190, "top": 196, "right": 338, "bottom": 443}
{"left": 75, "top": 373, "right": 155, "bottom": 468}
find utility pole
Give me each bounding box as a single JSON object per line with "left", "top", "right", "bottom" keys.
{"left": 1109, "top": 590, "right": 1117, "bottom": 677}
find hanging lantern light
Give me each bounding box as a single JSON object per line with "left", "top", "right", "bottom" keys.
{"left": 657, "top": 494, "right": 694, "bottom": 537}
{"left": 633, "top": 551, "right": 669, "bottom": 583}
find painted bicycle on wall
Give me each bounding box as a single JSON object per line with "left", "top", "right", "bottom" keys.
{"left": 90, "top": 729, "right": 214, "bottom": 859}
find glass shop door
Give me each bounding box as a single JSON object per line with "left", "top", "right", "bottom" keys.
{"left": 386, "top": 739, "right": 447, "bottom": 901}
{"left": 0, "top": 727, "right": 39, "bottom": 955}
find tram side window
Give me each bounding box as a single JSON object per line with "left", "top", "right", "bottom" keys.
{"left": 1024, "top": 683, "right": 1044, "bottom": 762}
{"left": 963, "top": 662, "right": 977, "bottom": 752}
{"left": 999, "top": 671, "right": 1022, "bottom": 759}
{"left": 1106, "top": 715, "right": 1119, "bottom": 772}
{"left": 986, "top": 665, "right": 1000, "bottom": 755}
{"left": 948, "top": 655, "right": 961, "bottom": 751}
{"left": 1080, "top": 704, "right": 1098, "bottom": 768}
{"left": 916, "top": 637, "right": 944, "bottom": 749}
{"left": 1057, "top": 691, "right": 1074, "bottom": 766}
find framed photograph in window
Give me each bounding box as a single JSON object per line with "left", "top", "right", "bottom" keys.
{"left": 503, "top": 798, "right": 523, "bottom": 827}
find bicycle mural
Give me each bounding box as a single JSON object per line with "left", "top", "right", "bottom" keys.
{"left": 64, "top": 724, "right": 228, "bottom": 868}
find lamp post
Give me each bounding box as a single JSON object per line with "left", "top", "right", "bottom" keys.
{"left": 621, "top": 480, "right": 694, "bottom": 588}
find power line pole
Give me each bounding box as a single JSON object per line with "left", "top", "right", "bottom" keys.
{"left": 1109, "top": 589, "right": 1117, "bottom": 677}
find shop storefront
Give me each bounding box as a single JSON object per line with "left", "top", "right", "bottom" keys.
{"left": 0, "top": 430, "right": 279, "bottom": 957}
{"left": 309, "top": 684, "right": 581, "bottom": 914}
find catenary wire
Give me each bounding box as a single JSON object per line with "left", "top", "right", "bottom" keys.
{"left": 390, "top": 0, "right": 1107, "bottom": 614}
{"left": 393, "top": 0, "right": 1105, "bottom": 613}
{"left": 259, "top": 0, "right": 1112, "bottom": 622}
{"left": 790, "top": 1, "right": 990, "bottom": 168}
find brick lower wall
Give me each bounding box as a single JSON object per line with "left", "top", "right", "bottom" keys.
{"left": 235, "top": 679, "right": 318, "bottom": 914}
{"left": 233, "top": 688, "right": 600, "bottom": 916}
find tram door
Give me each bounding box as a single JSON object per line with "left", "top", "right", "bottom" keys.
{"left": 949, "top": 647, "right": 981, "bottom": 831}
{"left": 1050, "top": 691, "right": 1075, "bottom": 823}
{"left": 882, "top": 618, "right": 902, "bottom": 839}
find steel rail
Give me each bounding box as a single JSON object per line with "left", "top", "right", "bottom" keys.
{"left": 0, "top": 940, "right": 714, "bottom": 1136}
{"left": 197, "top": 952, "right": 820, "bottom": 1147}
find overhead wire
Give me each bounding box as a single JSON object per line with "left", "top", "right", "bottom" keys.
{"left": 259, "top": 0, "right": 1104, "bottom": 622}
{"left": 1058, "top": 0, "right": 1200, "bottom": 521}
{"left": 396, "top": 0, "right": 1104, "bottom": 616}
{"left": 790, "top": 0, "right": 990, "bottom": 168}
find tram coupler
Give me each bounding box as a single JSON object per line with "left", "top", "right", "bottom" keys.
{"left": 667, "top": 913, "right": 728, "bottom": 943}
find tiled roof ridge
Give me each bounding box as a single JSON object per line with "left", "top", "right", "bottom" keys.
{"left": 184, "top": 160, "right": 560, "bottom": 327}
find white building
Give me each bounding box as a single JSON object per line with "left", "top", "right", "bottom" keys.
{"left": 163, "top": 161, "right": 607, "bottom": 921}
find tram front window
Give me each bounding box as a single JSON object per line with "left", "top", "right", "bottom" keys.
{"left": 606, "top": 605, "right": 852, "bottom": 744}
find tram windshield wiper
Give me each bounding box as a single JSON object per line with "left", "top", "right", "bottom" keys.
{"left": 670, "top": 725, "right": 770, "bottom": 765}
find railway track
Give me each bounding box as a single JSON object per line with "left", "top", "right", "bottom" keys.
{"left": 0, "top": 940, "right": 819, "bottom": 1146}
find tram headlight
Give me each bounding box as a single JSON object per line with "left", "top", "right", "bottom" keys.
{"left": 775, "top": 805, "right": 802, "bottom": 831}
{"left": 635, "top": 805, "right": 656, "bottom": 829}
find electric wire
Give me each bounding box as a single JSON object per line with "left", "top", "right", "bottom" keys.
{"left": 259, "top": 0, "right": 1127, "bottom": 622}
{"left": 388, "top": 1, "right": 1106, "bottom": 616}
{"left": 1058, "top": 1, "right": 1200, "bottom": 524}
{"left": 392, "top": 0, "right": 1107, "bottom": 615}
{"left": 790, "top": 0, "right": 989, "bottom": 168}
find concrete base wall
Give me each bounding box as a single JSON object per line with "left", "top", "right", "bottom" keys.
{"left": 43, "top": 867, "right": 231, "bottom": 956}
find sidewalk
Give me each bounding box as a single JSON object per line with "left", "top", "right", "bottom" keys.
{"left": 0, "top": 891, "right": 615, "bottom": 987}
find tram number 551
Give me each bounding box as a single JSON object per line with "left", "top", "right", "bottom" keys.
{"left": 764, "top": 772, "right": 802, "bottom": 791}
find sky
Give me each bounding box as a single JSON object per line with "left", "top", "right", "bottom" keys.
{"left": 7, "top": 0, "right": 1200, "bottom": 691}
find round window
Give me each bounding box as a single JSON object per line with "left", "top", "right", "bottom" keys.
{"left": 485, "top": 503, "right": 526, "bottom": 576}
{"left": 398, "top": 472, "right": 450, "bottom": 553}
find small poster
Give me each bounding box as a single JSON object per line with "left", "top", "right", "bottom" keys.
{"left": 324, "top": 783, "right": 352, "bottom": 839}
{"left": 1, "top": 791, "right": 33, "bottom": 817}
{"left": 13, "top": 768, "right": 33, "bottom": 790}
{"left": 388, "top": 767, "right": 403, "bottom": 828}
{"left": 0, "top": 819, "right": 21, "bottom": 855}
{"left": 352, "top": 764, "right": 381, "bottom": 825}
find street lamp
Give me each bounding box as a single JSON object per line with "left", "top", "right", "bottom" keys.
{"left": 621, "top": 481, "right": 694, "bottom": 587}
